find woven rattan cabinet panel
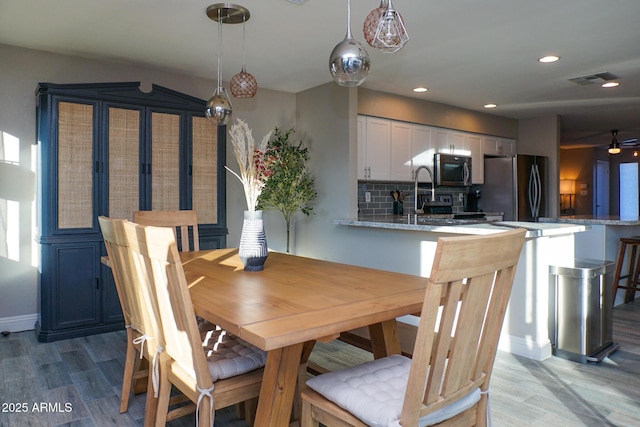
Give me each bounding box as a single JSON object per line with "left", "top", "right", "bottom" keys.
{"left": 35, "top": 82, "right": 227, "bottom": 341}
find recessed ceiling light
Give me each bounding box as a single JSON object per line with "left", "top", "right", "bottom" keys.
{"left": 413, "top": 87, "right": 428, "bottom": 93}
{"left": 538, "top": 55, "right": 560, "bottom": 63}
{"left": 602, "top": 81, "right": 620, "bottom": 88}
{"left": 484, "top": 104, "right": 497, "bottom": 109}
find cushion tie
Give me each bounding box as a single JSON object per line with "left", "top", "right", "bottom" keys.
{"left": 196, "top": 384, "right": 215, "bottom": 427}
{"left": 132, "top": 333, "right": 152, "bottom": 360}
{"left": 151, "top": 346, "right": 164, "bottom": 398}
{"left": 481, "top": 389, "right": 491, "bottom": 427}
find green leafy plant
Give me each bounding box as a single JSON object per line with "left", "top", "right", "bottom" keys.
{"left": 258, "top": 128, "right": 316, "bottom": 253}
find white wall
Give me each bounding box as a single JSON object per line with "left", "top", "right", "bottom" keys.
{"left": 0, "top": 43, "right": 295, "bottom": 331}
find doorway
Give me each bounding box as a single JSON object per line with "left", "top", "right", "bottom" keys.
{"left": 595, "top": 160, "right": 609, "bottom": 216}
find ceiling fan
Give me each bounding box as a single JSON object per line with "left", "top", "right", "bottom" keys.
{"left": 607, "top": 129, "right": 640, "bottom": 154}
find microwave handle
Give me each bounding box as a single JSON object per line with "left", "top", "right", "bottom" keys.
{"left": 463, "top": 161, "right": 470, "bottom": 185}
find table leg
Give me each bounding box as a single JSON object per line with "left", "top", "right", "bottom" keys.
{"left": 368, "top": 319, "right": 401, "bottom": 359}
{"left": 255, "top": 342, "right": 304, "bottom": 426}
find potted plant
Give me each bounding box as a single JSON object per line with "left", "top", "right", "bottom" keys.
{"left": 258, "top": 127, "right": 316, "bottom": 253}
{"left": 226, "top": 118, "right": 275, "bottom": 271}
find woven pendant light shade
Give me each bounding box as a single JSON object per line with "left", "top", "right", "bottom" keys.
{"left": 363, "top": 0, "right": 408, "bottom": 53}
{"left": 230, "top": 67, "right": 258, "bottom": 98}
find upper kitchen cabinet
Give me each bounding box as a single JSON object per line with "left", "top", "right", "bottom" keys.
{"left": 390, "top": 121, "right": 413, "bottom": 181}
{"left": 358, "top": 116, "right": 391, "bottom": 180}
{"left": 433, "top": 128, "right": 483, "bottom": 184}
{"left": 35, "top": 82, "right": 226, "bottom": 341}
{"left": 484, "top": 136, "right": 516, "bottom": 157}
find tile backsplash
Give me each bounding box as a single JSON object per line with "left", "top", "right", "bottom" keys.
{"left": 358, "top": 181, "right": 470, "bottom": 216}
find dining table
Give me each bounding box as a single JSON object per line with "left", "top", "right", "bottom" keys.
{"left": 178, "top": 248, "right": 428, "bottom": 426}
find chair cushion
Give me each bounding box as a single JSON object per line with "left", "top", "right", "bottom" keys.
{"left": 306, "top": 354, "right": 481, "bottom": 427}
{"left": 201, "top": 328, "right": 266, "bottom": 382}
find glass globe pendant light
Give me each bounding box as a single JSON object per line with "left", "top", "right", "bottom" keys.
{"left": 329, "top": 0, "right": 371, "bottom": 87}
{"left": 363, "top": 0, "right": 409, "bottom": 53}
{"left": 230, "top": 14, "right": 257, "bottom": 98}
{"left": 204, "top": 3, "right": 239, "bottom": 126}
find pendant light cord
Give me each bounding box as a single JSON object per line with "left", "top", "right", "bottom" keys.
{"left": 217, "top": 8, "right": 222, "bottom": 89}
{"left": 346, "top": 0, "right": 352, "bottom": 39}
{"left": 242, "top": 14, "right": 247, "bottom": 69}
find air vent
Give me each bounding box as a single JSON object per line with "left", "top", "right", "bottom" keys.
{"left": 569, "top": 72, "right": 620, "bottom": 86}
{"left": 286, "top": 0, "right": 308, "bottom": 4}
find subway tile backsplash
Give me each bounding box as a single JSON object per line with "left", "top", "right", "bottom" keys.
{"left": 358, "top": 181, "right": 468, "bottom": 217}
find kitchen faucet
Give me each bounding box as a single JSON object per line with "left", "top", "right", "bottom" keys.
{"left": 413, "top": 165, "right": 436, "bottom": 215}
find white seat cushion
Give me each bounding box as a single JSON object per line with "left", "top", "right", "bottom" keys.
{"left": 200, "top": 328, "right": 266, "bottom": 382}
{"left": 306, "top": 354, "right": 481, "bottom": 427}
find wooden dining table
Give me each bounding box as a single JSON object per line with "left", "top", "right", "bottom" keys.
{"left": 179, "top": 248, "right": 427, "bottom": 426}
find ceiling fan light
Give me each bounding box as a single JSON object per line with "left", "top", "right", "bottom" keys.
{"left": 608, "top": 129, "right": 621, "bottom": 155}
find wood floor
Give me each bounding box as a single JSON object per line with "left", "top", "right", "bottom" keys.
{"left": 1, "top": 301, "right": 639, "bottom": 426}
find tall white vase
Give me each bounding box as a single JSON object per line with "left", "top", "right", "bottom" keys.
{"left": 238, "top": 210, "right": 268, "bottom": 271}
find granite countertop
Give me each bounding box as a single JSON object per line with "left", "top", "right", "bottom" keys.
{"left": 540, "top": 216, "right": 640, "bottom": 226}
{"left": 334, "top": 215, "right": 588, "bottom": 238}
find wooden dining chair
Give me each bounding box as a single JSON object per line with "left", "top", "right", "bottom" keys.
{"left": 99, "top": 217, "right": 164, "bottom": 422}
{"left": 300, "top": 228, "right": 526, "bottom": 427}
{"left": 122, "top": 220, "right": 269, "bottom": 426}
{"left": 133, "top": 210, "right": 200, "bottom": 252}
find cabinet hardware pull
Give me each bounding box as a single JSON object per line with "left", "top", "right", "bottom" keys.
{"left": 141, "top": 163, "right": 145, "bottom": 174}
{"left": 147, "top": 163, "right": 151, "bottom": 175}
{"left": 96, "top": 278, "right": 100, "bottom": 290}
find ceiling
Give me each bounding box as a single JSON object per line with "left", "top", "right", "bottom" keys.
{"left": 1, "top": 0, "right": 639, "bottom": 149}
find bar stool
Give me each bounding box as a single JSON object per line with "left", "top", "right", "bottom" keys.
{"left": 612, "top": 237, "right": 640, "bottom": 305}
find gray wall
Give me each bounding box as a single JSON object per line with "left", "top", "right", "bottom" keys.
{"left": 0, "top": 43, "right": 295, "bottom": 331}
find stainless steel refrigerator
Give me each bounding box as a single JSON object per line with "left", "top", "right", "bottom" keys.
{"left": 482, "top": 155, "right": 547, "bottom": 221}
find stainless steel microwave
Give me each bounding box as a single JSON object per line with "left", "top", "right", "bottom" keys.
{"left": 434, "top": 153, "right": 472, "bottom": 186}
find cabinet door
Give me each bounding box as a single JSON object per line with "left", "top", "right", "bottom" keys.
{"left": 364, "top": 117, "right": 391, "bottom": 180}
{"left": 483, "top": 136, "right": 500, "bottom": 156}
{"left": 56, "top": 101, "right": 97, "bottom": 231}
{"left": 411, "top": 125, "right": 434, "bottom": 173}
{"left": 357, "top": 116, "right": 367, "bottom": 180}
{"left": 449, "top": 132, "right": 467, "bottom": 156}
{"left": 149, "top": 111, "right": 181, "bottom": 211}
{"left": 390, "top": 121, "right": 413, "bottom": 181}
{"left": 433, "top": 129, "right": 451, "bottom": 154}
{"left": 191, "top": 115, "right": 219, "bottom": 224}
{"left": 465, "top": 134, "right": 484, "bottom": 184}
{"left": 107, "top": 106, "right": 141, "bottom": 221}
{"left": 500, "top": 138, "right": 516, "bottom": 156}
{"left": 51, "top": 243, "right": 100, "bottom": 329}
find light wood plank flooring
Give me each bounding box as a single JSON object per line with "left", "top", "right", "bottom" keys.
{"left": 1, "top": 301, "right": 639, "bottom": 426}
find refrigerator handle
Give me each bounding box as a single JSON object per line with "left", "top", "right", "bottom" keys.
{"left": 533, "top": 164, "right": 542, "bottom": 217}
{"left": 528, "top": 165, "right": 537, "bottom": 217}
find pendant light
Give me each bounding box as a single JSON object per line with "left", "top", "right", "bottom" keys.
{"left": 329, "top": 0, "right": 371, "bottom": 87}
{"left": 609, "top": 129, "right": 621, "bottom": 155}
{"left": 230, "top": 13, "right": 257, "bottom": 98}
{"left": 205, "top": 4, "right": 249, "bottom": 125}
{"left": 363, "top": 0, "right": 409, "bottom": 53}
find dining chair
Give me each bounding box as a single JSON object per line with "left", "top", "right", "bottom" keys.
{"left": 122, "top": 220, "right": 269, "bottom": 426}
{"left": 99, "top": 217, "right": 164, "bottom": 421}
{"left": 133, "top": 209, "right": 200, "bottom": 252}
{"left": 300, "top": 228, "right": 526, "bottom": 427}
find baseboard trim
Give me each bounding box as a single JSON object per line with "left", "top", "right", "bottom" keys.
{"left": 0, "top": 313, "right": 38, "bottom": 333}
{"left": 498, "top": 334, "right": 552, "bottom": 361}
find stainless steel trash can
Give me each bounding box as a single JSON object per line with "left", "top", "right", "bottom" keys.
{"left": 549, "top": 258, "right": 619, "bottom": 363}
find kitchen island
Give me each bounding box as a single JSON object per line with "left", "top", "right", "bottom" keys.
{"left": 540, "top": 215, "right": 640, "bottom": 305}
{"left": 334, "top": 215, "right": 588, "bottom": 361}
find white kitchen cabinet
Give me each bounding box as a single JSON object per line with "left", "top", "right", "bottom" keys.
{"left": 390, "top": 121, "right": 413, "bottom": 181}
{"left": 358, "top": 116, "right": 391, "bottom": 180}
{"left": 466, "top": 134, "right": 484, "bottom": 184}
{"left": 411, "top": 125, "right": 434, "bottom": 178}
{"left": 484, "top": 136, "right": 516, "bottom": 156}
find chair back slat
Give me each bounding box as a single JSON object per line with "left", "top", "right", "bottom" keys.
{"left": 125, "top": 221, "right": 213, "bottom": 391}
{"left": 133, "top": 210, "right": 200, "bottom": 251}
{"left": 401, "top": 228, "right": 526, "bottom": 425}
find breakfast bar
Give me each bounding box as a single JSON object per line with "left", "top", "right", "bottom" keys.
{"left": 541, "top": 216, "right": 640, "bottom": 305}
{"left": 334, "top": 216, "right": 588, "bottom": 361}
